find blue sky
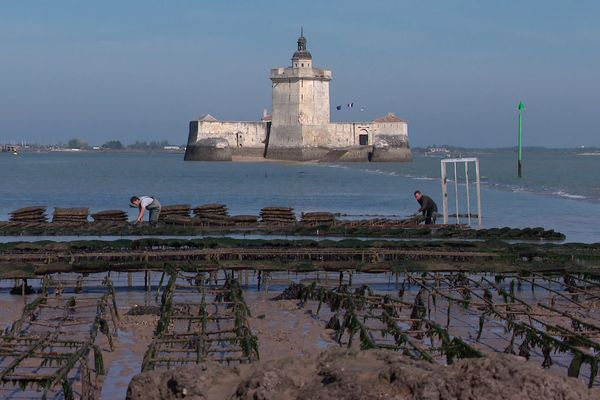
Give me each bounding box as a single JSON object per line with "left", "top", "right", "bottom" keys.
{"left": 1, "top": 1, "right": 598, "bottom": 147}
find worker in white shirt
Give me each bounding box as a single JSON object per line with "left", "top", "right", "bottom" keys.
{"left": 129, "top": 195, "right": 162, "bottom": 225}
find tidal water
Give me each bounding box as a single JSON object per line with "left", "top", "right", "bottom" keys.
{"left": 1, "top": 151, "right": 598, "bottom": 400}
{"left": 0, "top": 151, "right": 599, "bottom": 242}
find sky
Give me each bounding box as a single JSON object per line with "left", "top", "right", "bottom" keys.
{"left": 1, "top": 1, "right": 599, "bottom": 147}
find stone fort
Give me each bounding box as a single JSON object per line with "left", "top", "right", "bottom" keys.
{"left": 184, "top": 32, "right": 411, "bottom": 162}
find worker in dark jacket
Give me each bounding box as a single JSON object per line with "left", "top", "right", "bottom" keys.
{"left": 414, "top": 190, "right": 438, "bottom": 225}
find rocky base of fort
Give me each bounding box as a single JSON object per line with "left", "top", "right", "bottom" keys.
{"left": 184, "top": 140, "right": 412, "bottom": 162}
{"left": 184, "top": 138, "right": 232, "bottom": 161}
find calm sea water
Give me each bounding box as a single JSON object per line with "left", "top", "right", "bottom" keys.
{"left": 0, "top": 151, "right": 599, "bottom": 242}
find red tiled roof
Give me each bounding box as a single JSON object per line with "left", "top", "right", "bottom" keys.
{"left": 373, "top": 112, "right": 406, "bottom": 123}
{"left": 199, "top": 114, "right": 218, "bottom": 122}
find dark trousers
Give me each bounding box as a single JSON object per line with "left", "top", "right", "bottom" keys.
{"left": 147, "top": 199, "right": 161, "bottom": 224}
{"left": 424, "top": 210, "right": 438, "bottom": 225}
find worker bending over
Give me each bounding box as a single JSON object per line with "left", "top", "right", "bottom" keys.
{"left": 414, "top": 190, "right": 438, "bottom": 225}
{"left": 130, "top": 195, "right": 161, "bottom": 226}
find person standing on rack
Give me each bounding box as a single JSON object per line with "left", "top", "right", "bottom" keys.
{"left": 130, "top": 195, "right": 161, "bottom": 225}
{"left": 414, "top": 190, "right": 438, "bottom": 225}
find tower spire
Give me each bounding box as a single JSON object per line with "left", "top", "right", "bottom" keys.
{"left": 293, "top": 28, "right": 311, "bottom": 63}
{"left": 297, "top": 27, "right": 307, "bottom": 52}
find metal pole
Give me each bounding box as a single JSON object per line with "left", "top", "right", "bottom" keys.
{"left": 518, "top": 112, "right": 522, "bottom": 178}
{"left": 517, "top": 101, "right": 525, "bottom": 178}
{"left": 475, "top": 158, "right": 482, "bottom": 225}
{"left": 465, "top": 161, "right": 471, "bottom": 225}
{"left": 454, "top": 162, "right": 459, "bottom": 224}
{"left": 441, "top": 161, "right": 448, "bottom": 224}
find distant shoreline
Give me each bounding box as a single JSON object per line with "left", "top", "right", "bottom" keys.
{"left": 5, "top": 147, "right": 600, "bottom": 157}
{"left": 4, "top": 148, "right": 186, "bottom": 154}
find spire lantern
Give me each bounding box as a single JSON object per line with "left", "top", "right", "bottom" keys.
{"left": 297, "top": 27, "right": 307, "bottom": 52}
{"left": 292, "top": 27, "right": 312, "bottom": 67}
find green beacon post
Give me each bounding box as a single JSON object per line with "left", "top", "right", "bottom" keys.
{"left": 517, "top": 101, "right": 525, "bottom": 178}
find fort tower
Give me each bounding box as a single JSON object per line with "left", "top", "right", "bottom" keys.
{"left": 267, "top": 30, "right": 333, "bottom": 160}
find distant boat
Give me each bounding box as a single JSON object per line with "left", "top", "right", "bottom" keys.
{"left": 2, "top": 145, "right": 18, "bottom": 155}
{"left": 424, "top": 147, "right": 450, "bottom": 157}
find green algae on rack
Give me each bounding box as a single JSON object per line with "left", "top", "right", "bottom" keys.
{"left": 0, "top": 220, "right": 566, "bottom": 241}
{"left": 0, "top": 237, "right": 598, "bottom": 279}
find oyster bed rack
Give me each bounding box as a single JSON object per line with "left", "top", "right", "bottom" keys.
{"left": 141, "top": 269, "right": 258, "bottom": 371}
{"left": 289, "top": 270, "right": 600, "bottom": 387}
{"left": 0, "top": 275, "right": 119, "bottom": 399}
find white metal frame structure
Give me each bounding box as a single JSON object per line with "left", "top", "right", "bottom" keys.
{"left": 441, "top": 158, "right": 482, "bottom": 226}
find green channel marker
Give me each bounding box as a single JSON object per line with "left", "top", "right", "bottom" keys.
{"left": 517, "top": 101, "right": 525, "bottom": 178}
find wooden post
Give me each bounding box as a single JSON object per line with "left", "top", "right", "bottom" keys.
{"left": 81, "top": 357, "right": 89, "bottom": 399}
{"left": 465, "top": 161, "right": 471, "bottom": 225}
{"left": 264, "top": 272, "right": 269, "bottom": 294}
{"left": 441, "top": 161, "right": 448, "bottom": 224}
{"left": 454, "top": 162, "right": 460, "bottom": 224}
{"left": 128, "top": 272, "right": 133, "bottom": 288}
{"left": 257, "top": 271, "right": 262, "bottom": 291}
{"left": 476, "top": 158, "right": 482, "bottom": 225}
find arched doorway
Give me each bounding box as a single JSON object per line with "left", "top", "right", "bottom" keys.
{"left": 358, "top": 129, "right": 369, "bottom": 146}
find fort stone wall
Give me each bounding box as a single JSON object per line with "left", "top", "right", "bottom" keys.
{"left": 184, "top": 120, "right": 268, "bottom": 161}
